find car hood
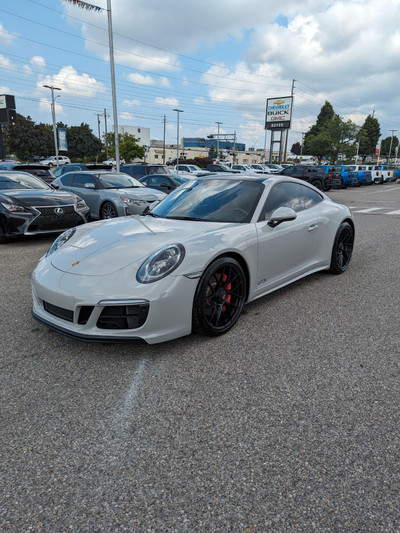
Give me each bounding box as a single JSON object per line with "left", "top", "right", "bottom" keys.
{"left": 0, "top": 189, "right": 78, "bottom": 206}
{"left": 50, "top": 216, "right": 226, "bottom": 275}
{"left": 109, "top": 187, "right": 165, "bottom": 200}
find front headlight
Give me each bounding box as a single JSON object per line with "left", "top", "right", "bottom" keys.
{"left": 75, "top": 198, "right": 88, "bottom": 211}
{"left": 0, "top": 201, "right": 32, "bottom": 214}
{"left": 47, "top": 227, "right": 76, "bottom": 256}
{"left": 137, "top": 244, "right": 185, "bottom": 284}
{"left": 121, "top": 197, "right": 145, "bottom": 206}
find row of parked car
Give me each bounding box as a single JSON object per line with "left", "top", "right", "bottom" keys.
{"left": 1, "top": 159, "right": 398, "bottom": 244}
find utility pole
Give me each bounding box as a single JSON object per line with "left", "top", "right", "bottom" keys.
{"left": 283, "top": 79, "right": 295, "bottom": 163}
{"left": 215, "top": 121, "right": 222, "bottom": 160}
{"left": 43, "top": 84, "right": 61, "bottom": 168}
{"left": 173, "top": 109, "right": 183, "bottom": 165}
{"left": 300, "top": 132, "right": 305, "bottom": 158}
{"left": 163, "top": 115, "right": 166, "bottom": 164}
{"left": 388, "top": 129, "right": 398, "bottom": 164}
{"left": 94, "top": 113, "right": 102, "bottom": 140}
{"left": 104, "top": 108, "right": 109, "bottom": 158}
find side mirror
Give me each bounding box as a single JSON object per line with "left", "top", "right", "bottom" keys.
{"left": 160, "top": 183, "right": 171, "bottom": 190}
{"left": 267, "top": 206, "right": 297, "bottom": 228}
{"left": 84, "top": 183, "right": 96, "bottom": 189}
{"left": 51, "top": 183, "right": 59, "bottom": 189}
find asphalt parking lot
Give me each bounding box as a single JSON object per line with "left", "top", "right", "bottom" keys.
{"left": 1, "top": 183, "right": 400, "bottom": 531}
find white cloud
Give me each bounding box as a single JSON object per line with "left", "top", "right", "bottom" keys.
{"left": 0, "top": 23, "right": 16, "bottom": 45}
{"left": 160, "top": 77, "right": 171, "bottom": 88}
{"left": 39, "top": 97, "right": 63, "bottom": 115}
{"left": 122, "top": 99, "right": 140, "bottom": 107}
{"left": 30, "top": 56, "right": 46, "bottom": 68}
{"left": 119, "top": 111, "right": 135, "bottom": 121}
{"left": 154, "top": 97, "right": 179, "bottom": 107}
{"left": 38, "top": 66, "right": 106, "bottom": 98}
{"left": 127, "top": 73, "right": 155, "bottom": 86}
{"left": 0, "top": 55, "right": 15, "bottom": 71}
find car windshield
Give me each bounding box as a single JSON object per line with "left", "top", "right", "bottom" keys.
{"left": 148, "top": 166, "right": 168, "bottom": 175}
{"left": 0, "top": 172, "right": 51, "bottom": 190}
{"left": 188, "top": 165, "right": 200, "bottom": 171}
{"left": 150, "top": 178, "right": 264, "bottom": 223}
{"left": 98, "top": 173, "right": 144, "bottom": 189}
{"left": 170, "top": 175, "right": 190, "bottom": 185}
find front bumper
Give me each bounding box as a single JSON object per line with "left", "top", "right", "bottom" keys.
{"left": 4, "top": 205, "right": 88, "bottom": 237}
{"left": 31, "top": 261, "right": 199, "bottom": 344}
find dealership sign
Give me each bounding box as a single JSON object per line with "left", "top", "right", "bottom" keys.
{"left": 265, "top": 96, "right": 293, "bottom": 130}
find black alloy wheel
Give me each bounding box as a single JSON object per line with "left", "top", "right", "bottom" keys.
{"left": 100, "top": 201, "right": 118, "bottom": 219}
{"left": 192, "top": 257, "right": 246, "bottom": 336}
{"left": 329, "top": 222, "right": 354, "bottom": 274}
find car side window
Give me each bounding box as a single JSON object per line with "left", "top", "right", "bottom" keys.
{"left": 71, "top": 174, "right": 96, "bottom": 188}
{"left": 60, "top": 174, "right": 74, "bottom": 186}
{"left": 261, "top": 182, "right": 322, "bottom": 221}
{"left": 148, "top": 176, "right": 164, "bottom": 186}
{"left": 297, "top": 184, "right": 323, "bottom": 210}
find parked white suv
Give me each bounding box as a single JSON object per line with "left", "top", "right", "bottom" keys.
{"left": 41, "top": 155, "right": 71, "bottom": 167}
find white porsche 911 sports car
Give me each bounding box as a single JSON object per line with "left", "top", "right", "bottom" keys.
{"left": 31, "top": 175, "right": 355, "bottom": 344}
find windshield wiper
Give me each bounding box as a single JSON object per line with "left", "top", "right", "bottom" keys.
{"left": 167, "top": 216, "right": 202, "bottom": 221}
{"left": 142, "top": 209, "right": 160, "bottom": 217}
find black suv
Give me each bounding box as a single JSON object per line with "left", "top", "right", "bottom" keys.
{"left": 120, "top": 163, "right": 169, "bottom": 179}
{"left": 9, "top": 164, "right": 55, "bottom": 184}
{"left": 279, "top": 165, "right": 341, "bottom": 191}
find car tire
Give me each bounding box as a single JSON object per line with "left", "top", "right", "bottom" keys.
{"left": 328, "top": 222, "right": 354, "bottom": 274}
{"left": 0, "top": 219, "right": 7, "bottom": 244}
{"left": 100, "top": 202, "right": 118, "bottom": 219}
{"left": 192, "top": 257, "right": 246, "bottom": 336}
{"left": 311, "top": 180, "right": 323, "bottom": 190}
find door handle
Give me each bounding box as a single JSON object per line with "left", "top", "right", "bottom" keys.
{"left": 308, "top": 224, "right": 318, "bottom": 232}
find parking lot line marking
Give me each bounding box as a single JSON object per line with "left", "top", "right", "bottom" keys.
{"left": 354, "top": 207, "right": 384, "bottom": 213}
{"left": 385, "top": 209, "right": 400, "bottom": 215}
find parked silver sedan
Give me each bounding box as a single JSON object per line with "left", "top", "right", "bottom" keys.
{"left": 52, "top": 171, "right": 166, "bottom": 219}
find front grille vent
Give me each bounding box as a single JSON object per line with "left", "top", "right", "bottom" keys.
{"left": 43, "top": 301, "right": 74, "bottom": 322}
{"left": 97, "top": 304, "right": 149, "bottom": 330}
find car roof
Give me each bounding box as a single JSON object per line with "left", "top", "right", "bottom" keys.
{"left": 202, "top": 173, "right": 269, "bottom": 183}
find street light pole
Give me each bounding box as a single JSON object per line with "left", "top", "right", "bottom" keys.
{"left": 173, "top": 109, "right": 183, "bottom": 165}
{"left": 43, "top": 84, "right": 61, "bottom": 168}
{"left": 106, "top": 0, "right": 120, "bottom": 172}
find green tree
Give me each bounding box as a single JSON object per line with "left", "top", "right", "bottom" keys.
{"left": 304, "top": 114, "right": 358, "bottom": 163}
{"left": 357, "top": 115, "right": 381, "bottom": 160}
{"left": 291, "top": 142, "right": 301, "bottom": 156}
{"left": 208, "top": 143, "right": 217, "bottom": 159}
{"left": 119, "top": 133, "right": 145, "bottom": 161}
{"left": 303, "top": 101, "right": 335, "bottom": 155}
{"left": 104, "top": 132, "right": 145, "bottom": 162}
{"left": 67, "top": 123, "right": 102, "bottom": 160}
{"left": 380, "top": 135, "right": 399, "bottom": 159}
{"left": 3, "top": 113, "right": 53, "bottom": 160}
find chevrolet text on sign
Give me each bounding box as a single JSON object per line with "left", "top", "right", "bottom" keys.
{"left": 265, "top": 96, "right": 293, "bottom": 130}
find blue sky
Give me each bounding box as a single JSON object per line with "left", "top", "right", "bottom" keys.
{"left": 1, "top": 0, "right": 400, "bottom": 151}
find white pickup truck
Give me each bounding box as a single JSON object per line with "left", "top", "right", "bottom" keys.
{"left": 366, "top": 164, "right": 395, "bottom": 183}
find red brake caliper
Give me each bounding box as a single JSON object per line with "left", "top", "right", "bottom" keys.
{"left": 222, "top": 274, "right": 231, "bottom": 311}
